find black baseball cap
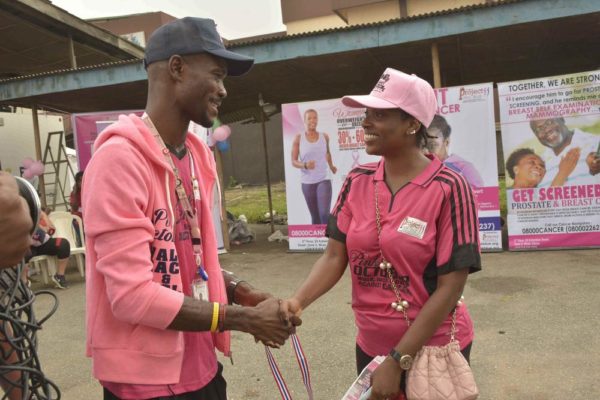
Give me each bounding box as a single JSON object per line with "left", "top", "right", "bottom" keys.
{"left": 144, "top": 17, "right": 254, "bottom": 76}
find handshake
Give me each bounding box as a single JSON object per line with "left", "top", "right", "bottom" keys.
{"left": 235, "top": 293, "right": 304, "bottom": 348}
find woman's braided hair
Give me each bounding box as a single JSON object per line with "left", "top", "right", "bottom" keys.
{"left": 396, "top": 108, "right": 432, "bottom": 148}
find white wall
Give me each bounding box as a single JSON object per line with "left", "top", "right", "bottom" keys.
{"left": 0, "top": 108, "right": 65, "bottom": 174}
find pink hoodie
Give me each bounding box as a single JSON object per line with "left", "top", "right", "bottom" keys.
{"left": 82, "top": 114, "right": 229, "bottom": 385}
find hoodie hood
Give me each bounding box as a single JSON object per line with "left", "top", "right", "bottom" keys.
{"left": 95, "top": 114, "right": 172, "bottom": 171}
{"left": 94, "top": 114, "right": 220, "bottom": 201}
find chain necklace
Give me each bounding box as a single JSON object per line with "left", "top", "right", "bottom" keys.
{"left": 374, "top": 181, "right": 460, "bottom": 334}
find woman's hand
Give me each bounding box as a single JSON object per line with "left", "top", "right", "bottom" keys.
{"left": 368, "top": 358, "right": 403, "bottom": 400}
{"left": 330, "top": 165, "right": 338, "bottom": 174}
{"left": 279, "top": 297, "right": 303, "bottom": 326}
{"left": 257, "top": 298, "right": 302, "bottom": 348}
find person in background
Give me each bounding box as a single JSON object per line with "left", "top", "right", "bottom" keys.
{"left": 69, "top": 171, "right": 84, "bottom": 246}
{"left": 530, "top": 117, "right": 600, "bottom": 185}
{"left": 28, "top": 209, "right": 71, "bottom": 289}
{"left": 281, "top": 68, "right": 481, "bottom": 400}
{"left": 82, "top": 17, "right": 296, "bottom": 400}
{"left": 291, "top": 109, "right": 338, "bottom": 224}
{"left": 0, "top": 172, "right": 33, "bottom": 268}
{"left": 69, "top": 171, "right": 84, "bottom": 218}
{"left": 424, "top": 114, "right": 484, "bottom": 188}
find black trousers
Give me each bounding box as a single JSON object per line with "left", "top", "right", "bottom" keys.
{"left": 103, "top": 363, "right": 227, "bottom": 400}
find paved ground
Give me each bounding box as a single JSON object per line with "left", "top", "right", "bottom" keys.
{"left": 28, "top": 224, "right": 600, "bottom": 399}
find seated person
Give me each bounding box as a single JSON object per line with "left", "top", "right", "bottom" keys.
{"left": 27, "top": 210, "right": 71, "bottom": 289}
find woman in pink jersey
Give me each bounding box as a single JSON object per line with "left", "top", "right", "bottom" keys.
{"left": 282, "top": 69, "right": 481, "bottom": 400}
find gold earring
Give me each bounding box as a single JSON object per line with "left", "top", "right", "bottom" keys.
{"left": 408, "top": 129, "right": 416, "bottom": 135}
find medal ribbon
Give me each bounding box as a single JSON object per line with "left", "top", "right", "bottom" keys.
{"left": 143, "top": 116, "right": 207, "bottom": 280}
{"left": 265, "top": 334, "right": 314, "bottom": 400}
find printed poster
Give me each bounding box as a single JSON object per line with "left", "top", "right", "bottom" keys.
{"left": 72, "top": 110, "right": 143, "bottom": 171}
{"left": 282, "top": 99, "right": 379, "bottom": 251}
{"left": 283, "top": 83, "right": 501, "bottom": 251}
{"left": 498, "top": 70, "right": 600, "bottom": 250}
{"left": 429, "top": 83, "right": 502, "bottom": 250}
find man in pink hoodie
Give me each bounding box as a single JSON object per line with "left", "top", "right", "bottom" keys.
{"left": 83, "top": 18, "right": 296, "bottom": 400}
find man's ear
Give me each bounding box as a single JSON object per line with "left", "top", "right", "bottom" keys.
{"left": 168, "top": 55, "right": 185, "bottom": 82}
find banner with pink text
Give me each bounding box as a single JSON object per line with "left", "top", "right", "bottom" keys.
{"left": 72, "top": 110, "right": 144, "bottom": 171}
{"left": 282, "top": 99, "right": 379, "bottom": 251}
{"left": 498, "top": 69, "right": 600, "bottom": 250}
{"left": 283, "top": 83, "right": 501, "bottom": 252}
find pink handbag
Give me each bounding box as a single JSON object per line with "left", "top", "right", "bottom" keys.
{"left": 406, "top": 336, "right": 479, "bottom": 400}
{"left": 374, "top": 183, "right": 479, "bottom": 400}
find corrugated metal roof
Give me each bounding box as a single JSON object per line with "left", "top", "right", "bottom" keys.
{"left": 0, "top": 0, "right": 533, "bottom": 84}
{"left": 0, "top": 59, "right": 142, "bottom": 83}
{"left": 227, "top": 0, "right": 526, "bottom": 47}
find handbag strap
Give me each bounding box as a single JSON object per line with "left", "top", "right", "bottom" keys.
{"left": 374, "top": 182, "right": 458, "bottom": 340}
{"left": 265, "top": 333, "right": 314, "bottom": 400}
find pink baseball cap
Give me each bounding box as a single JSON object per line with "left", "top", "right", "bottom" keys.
{"left": 342, "top": 68, "right": 438, "bottom": 127}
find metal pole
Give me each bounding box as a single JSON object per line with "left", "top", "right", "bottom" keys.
{"left": 431, "top": 42, "right": 441, "bottom": 88}
{"left": 68, "top": 34, "right": 77, "bottom": 69}
{"left": 214, "top": 145, "right": 230, "bottom": 250}
{"left": 31, "top": 105, "right": 46, "bottom": 208}
{"left": 260, "top": 105, "right": 275, "bottom": 234}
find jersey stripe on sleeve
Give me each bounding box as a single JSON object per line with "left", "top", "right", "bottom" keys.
{"left": 436, "top": 169, "right": 478, "bottom": 246}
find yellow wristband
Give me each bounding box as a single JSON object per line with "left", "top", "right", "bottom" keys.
{"left": 210, "top": 302, "right": 219, "bottom": 332}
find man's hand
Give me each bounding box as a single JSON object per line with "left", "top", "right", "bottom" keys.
{"left": 558, "top": 147, "right": 580, "bottom": 177}
{"left": 247, "top": 297, "right": 297, "bottom": 347}
{"left": 0, "top": 173, "right": 33, "bottom": 268}
{"left": 586, "top": 152, "right": 600, "bottom": 176}
{"left": 234, "top": 282, "right": 272, "bottom": 307}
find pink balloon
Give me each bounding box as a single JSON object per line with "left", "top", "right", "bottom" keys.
{"left": 29, "top": 161, "right": 45, "bottom": 177}
{"left": 22, "top": 157, "right": 35, "bottom": 168}
{"left": 22, "top": 169, "right": 34, "bottom": 179}
{"left": 212, "top": 125, "right": 231, "bottom": 142}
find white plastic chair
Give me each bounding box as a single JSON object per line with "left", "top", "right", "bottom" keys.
{"left": 28, "top": 255, "right": 57, "bottom": 284}
{"left": 49, "top": 211, "right": 86, "bottom": 278}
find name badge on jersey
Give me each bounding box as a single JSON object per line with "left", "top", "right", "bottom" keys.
{"left": 397, "top": 217, "right": 427, "bottom": 239}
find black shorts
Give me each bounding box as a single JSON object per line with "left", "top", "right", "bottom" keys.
{"left": 30, "top": 237, "right": 70, "bottom": 260}
{"left": 103, "top": 362, "right": 227, "bottom": 400}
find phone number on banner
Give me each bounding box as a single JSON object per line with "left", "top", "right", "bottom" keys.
{"left": 521, "top": 224, "right": 600, "bottom": 234}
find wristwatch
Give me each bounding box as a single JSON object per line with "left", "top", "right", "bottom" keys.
{"left": 388, "top": 349, "right": 413, "bottom": 370}
{"left": 226, "top": 277, "right": 245, "bottom": 305}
